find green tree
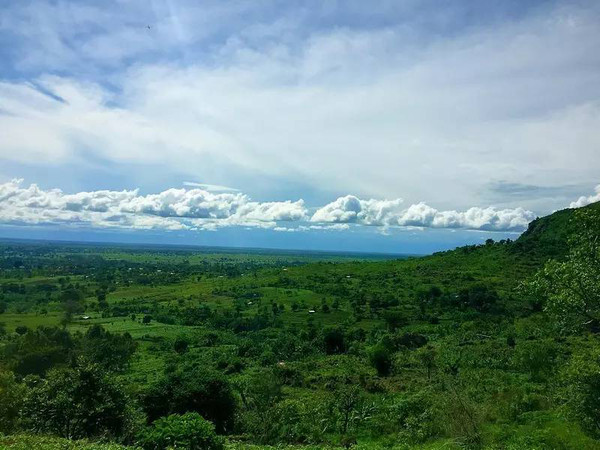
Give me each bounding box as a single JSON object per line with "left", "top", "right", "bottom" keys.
{"left": 97, "top": 291, "right": 108, "bottom": 310}
{"left": 559, "top": 347, "right": 600, "bottom": 438}
{"left": 332, "top": 385, "right": 362, "bottom": 434}
{"left": 458, "top": 284, "right": 499, "bottom": 312}
{"left": 79, "top": 325, "right": 136, "bottom": 372}
{"left": 142, "top": 367, "right": 236, "bottom": 433}
{"left": 323, "top": 327, "right": 346, "bottom": 354}
{"left": 174, "top": 337, "right": 190, "bottom": 354}
{"left": 382, "top": 310, "right": 407, "bottom": 331}
{"left": 369, "top": 344, "right": 392, "bottom": 377}
{"left": 236, "top": 370, "right": 283, "bottom": 442}
{"left": 525, "top": 207, "right": 600, "bottom": 332}
{"left": 21, "top": 361, "right": 129, "bottom": 439}
{"left": 0, "top": 370, "right": 26, "bottom": 433}
{"left": 4, "top": 326, "right": 74, "bottom": 377}
{"left": 417, "top": 345, "right": 437, "bottom": 380}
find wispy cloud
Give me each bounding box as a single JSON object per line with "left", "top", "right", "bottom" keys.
{"left": 0, "top": 1, "right": 599, "bottom": 213}
{"left": 183, "top": 182, "right": 239, "bottom": 192}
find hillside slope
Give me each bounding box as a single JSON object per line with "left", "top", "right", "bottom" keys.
{"left": 511, "top": 201, "right": 600, "bottom": 259}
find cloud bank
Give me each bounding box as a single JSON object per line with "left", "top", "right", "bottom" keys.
{"left": 311, "top": 196, "right": 535, "bottom": 231}
{"left": 0, "top": 179, "right": 306, "bottom": 231}
{"left": 0, "top": 180, "right": 537, "bottom": 233}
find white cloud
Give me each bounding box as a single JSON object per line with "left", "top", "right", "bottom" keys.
{"left": 274, "top": 224, "right": 351, "bottom": 233}
{"left": 0, "top": 1, "right": 599, "bottom": 211}
{"left": 312, "top": 196, "right": 535, "bottom": 231}
{"left": 570, "top": 185, "right": 600, "bottom": 208}
{"left": 0, "top": 179, "right": 306, "bottom": 231}
{"left": 311, "top": 195, "right": 405, "bottom": 225}
{"left": 0, "top": 180, "right": 536, "bottom": 233}
{"left": 182, "top": 182, "right": 240, "bottom": 192}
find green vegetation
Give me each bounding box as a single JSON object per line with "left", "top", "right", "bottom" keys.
{"left": 1, "top": 203, "right": 600, "bottom": 449}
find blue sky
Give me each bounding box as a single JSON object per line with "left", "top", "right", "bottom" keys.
{"left": 0, "top": 0, "right": 599, "bottom": 253}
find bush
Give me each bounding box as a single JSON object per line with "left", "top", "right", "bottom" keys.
{"left": 20, "top": 362, "right": 129, "bottom": 439}
{"left": 142, "top": 367, "right": 236, "bottom": 433}
{"left": 512, "top": 339, "right": 559, "bottom": 381}
{"left": 372, "top": 390, "right": 436, "bottom": 444}
{"left": 137, "top": 413, "right": 223, "bottom": 450}
{"left": 323, "top": 327, "right": 346, "bottom": 354}
{"left": 458, "top": 284, "right": 499, "bottom": 312}
{"left": 173, "top": 337, "right": 189, "bottom": 354}
{"left": 369, "top": 344, "right": 392, "bottom": 377}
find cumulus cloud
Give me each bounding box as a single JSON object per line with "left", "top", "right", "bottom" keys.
{"left": 570, "top": 185, "right": 600, "bottom": 208}
{"left": 312, "top": 196, "right": 535, "bottom": 231}
{"left": 311, "top": 196, "right": 405, "bottom": 225}
{"left": 0, "top": 179, "right": 306, "bottom": 231}
{"left": 0, "top": 180, "right": 537, "bottom": 233}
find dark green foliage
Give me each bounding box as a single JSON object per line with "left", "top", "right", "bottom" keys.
{"left": 368, "top": 344, "right": 392, "bottom": 376}
{"left": 142, "top": 367, "right": 236, "bottom": 433}
{"left": 137, "top": 413, "right": 223, "bottom": 450}
{"left": 21, "top": 362, "right": 129, "bottom": 439}
{"left": 395, "top": 332, "right": 427, "bottom": 349}
{"left": 382, "top": 310, "right": 406, "bottom": 331}
{"left": 323, "top": 327, "right": 346, "bottom": 354}
{"left": 173, "top": 337, "right": 189, "bottom": 354}
{"left": 3, "top": 327, "right": 74, "bottom": 377}
{"left": 512, "top": 339, "right": 560, "bottom": 381}
{"left": 236, "top": 370, "right": 285, "bottom": 442}
{"left": 0, "top": 371, "right": 26, "bottom": 433}
{"left": 79, "top": 325, "right": 136, "bottom": 372}
{"left": 2, "top": 325, "right": 135, "bottom": 378}
{"left": 457, "top": 284, "right": 499, "bottom": 312}
{"left": 525, "top": 206, "right": 600, "bottom": 332}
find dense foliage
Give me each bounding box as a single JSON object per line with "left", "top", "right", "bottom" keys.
{"left": 1, "top": 203, "right": 600, "bottom": 449}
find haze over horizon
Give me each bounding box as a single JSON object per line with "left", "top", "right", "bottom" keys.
{"left": 1, "top": 0, "right": 599, "bottom": 253}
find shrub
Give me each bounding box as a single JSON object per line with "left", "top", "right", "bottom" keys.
{"left": 142, "top": 368, "right": 236, "bottom": 433}
{"left": 137, "top": 413, "right": 223, "bottom": 450}
{"left": 173, "top": 338, "right": 189, "bottom": 354}
{"left": 369, "top": 344, "right": 392, "bottom": 377}
{"left": 323, "top": 327, "right": 346, "bottom": 354}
